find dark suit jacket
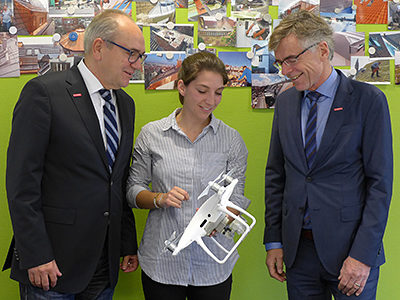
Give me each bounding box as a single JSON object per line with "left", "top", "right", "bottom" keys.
{"left": 3, "top": 66, "right": 138, "bottom": 293}
{"left": 264, "top": 70, "right": 393, "bottom": 275}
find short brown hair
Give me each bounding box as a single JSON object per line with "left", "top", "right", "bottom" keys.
{"left": 269, "top": 10, "right": 334, "bottom": 60}
{"left": 177, "top": 51, "right": 228, "bottom": 104}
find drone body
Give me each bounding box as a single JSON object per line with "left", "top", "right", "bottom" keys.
{"left": 164, "top": 172, "right": 256, "bottom": 264}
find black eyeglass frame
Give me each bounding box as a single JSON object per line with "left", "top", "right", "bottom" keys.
{"left": 273, "top": 42, "right": 320, "bottom": 70}
{"left": 105, "top": 39, "right": 147, "bottom": 64}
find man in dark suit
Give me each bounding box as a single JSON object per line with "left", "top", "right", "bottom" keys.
{"left": 3, "top": 9, "right": 145, "bottom": 299}
{"left": 263, "top": 10, "right": 392, "bottom": 300}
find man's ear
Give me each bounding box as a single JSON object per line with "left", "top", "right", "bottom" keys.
{"left": 319, "top": 41, "right": 330, "bottom": 59}
{"left": 92, "top": 38, "right": 105, "bottom": 61}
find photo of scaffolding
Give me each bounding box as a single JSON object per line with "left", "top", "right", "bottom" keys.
{"left": 354, "top": 0, "right": 387, "bottom": 24}
{"left": 188, "top": 0, "right": 227, "bottom": 22}
{"left": 332, "top": 31, "right": 365, "bottom": 67}
{"left": 231, "top": 0, "right": 269, "bottom": 19}
{"left": 251, "top": 73, "right": 292, "bottom": 109}
{"left": 369, "top": 32, "right": 400, "bottom": 59}
{"left": 236, "top": 18, "right": 271, "bottom": 48}
{"left": 136, "top": 0, "right": 176, "bottom": 25}
{"left": 320, "top": 0, "right": 355, "bottom": 32}
{"left": 278, "top": 0, "right": 319, "bottom": 19}
{"left": 0, "top": 32, "right": 19, "bottom": 77}
{"left": 144, "top": 52, "right": 185, "bottom": 90}
{"left": 218, "top": 51, "right": 252, "bottom": 87}
{"left": 350, "top": 56, "right": 390, "bottom": 85}
{"left": 150, "top": 24, "right": 194, "bottom": 51}
{"left": 198, "top": 16, "right": 236, "bottom": 47}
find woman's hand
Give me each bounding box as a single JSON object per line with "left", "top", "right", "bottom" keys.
{"left": 158, "top": 186, "right": 189, "bottom": 208}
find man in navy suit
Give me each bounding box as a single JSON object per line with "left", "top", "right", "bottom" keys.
{"left": 4, "top": 10, "right": 145, "bottom": 299}
{"left": 263, "top": 10, "right": 392, "bottom": 300}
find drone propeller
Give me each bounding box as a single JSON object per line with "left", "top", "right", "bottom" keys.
{"left": 198, "top": 171, "right": 225, "bottom": 199}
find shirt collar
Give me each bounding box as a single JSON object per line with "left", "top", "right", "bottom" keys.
{"left": 161, "top": 108, "right": 219, "bottom": 134}
{"left": 304, "top": 67, "right": 339, "bottom": 101}
{"left": 77, "top": 59, "right": 109, "bottom": 96}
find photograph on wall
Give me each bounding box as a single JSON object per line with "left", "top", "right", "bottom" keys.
{"left": 136, "top": 0, "right": 176, "bottom": 25}
{"left": 231, "top": 0, "right": 269, "bottom": 19}
{"left": 218, "top": 51, "right": 252, "bottom": 87}
{"left": 354, "top": 0, "right": 387, "bottom": 24}
{"left": 350, "top": 56, "right": 390, "bottom": 85}
{"left": 236, "top": 18, "right": 271, "bottom": 48}
{"left": 369, "top": 31, "right": 400, "bottom": 59}
{"left": 251, "top": 51, "right": 279, "bottom": 74}
{"left": 1, "top": 0, "right": 14, "bottom": 33}
{"left": 150, "top": 24, "right": 194, "bottom": 51}
{"left": 11, "top": 0, "right": 51, "bottom": 35}
{"left": 46, "top": 16, "right": 92, "bottom": 35}
{"left": 251, "top": 73, "right": 292, "bottom": 109}
{"left": 49, "top": 0, "right": 96, "bottom": 17}
{"left": 395, "top": 50, "right": 400, "bottom": 84}
{"left": 188, "top": 0, "right": 227, "bottom": 22}
{"left": 388, "top": 0, "right": 400, "bottom": 30}
{"left": 130, "top": 68, "right": 145, "bottom": 83}
{"left": 278, "top": 0, "right": 319, "bottom": 19}
{"left": 143, "top": 52, "right": 185, "bottom": 90}
{"left": 174, "top": 0, "right": 188, "bottom": 8}
{"left": 331, "top": 31, "right": 365, "bottom": 67}
{"left": 99, "top": 0, "right": 132, "bottom": 15}
{"left": 0, "top": 32, "right": 20, "bottom": 77}
{"left": 186, "top": 47, "right": 216, "bottom": 55}
{"left": 320, "top": 0, "right": 355, "bottom": 32}
{"left": 267, "top": 0, "right": 279, "bottom": 5}
{"left": 18, "top": 36, "right": 80, "bottom": 75}
{"left": 198, "top": 16, "right": 236, "bottom": 47}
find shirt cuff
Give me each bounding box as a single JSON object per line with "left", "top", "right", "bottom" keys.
{"left": 265, "top": 242, "right": 283, "bottom": 251}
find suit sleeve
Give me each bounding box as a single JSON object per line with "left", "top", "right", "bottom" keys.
{"left": 263, "top": 98, "right": 285, "bottom": 244}
{"left": 349, "top": 88, "right": 393, "bottom": 266}
{"left": 6, "top": 78, "right": 55, "bottom": 269}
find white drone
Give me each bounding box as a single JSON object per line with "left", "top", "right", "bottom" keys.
{"left": 164, "top": 171, "right": 256, "bottom": 264}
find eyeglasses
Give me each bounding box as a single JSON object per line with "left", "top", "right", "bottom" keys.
{"left": 105, "top": 40, "right": 147, "bottom": 64}
{"left": 273, "top": 42, "right": 319, "bottom": 70}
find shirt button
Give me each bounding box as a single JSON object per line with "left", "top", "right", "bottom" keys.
{"left": 306, "top": 177, "right": 312, "bottom": 182}
{"left": 104, "top": 212, "right": 110, "bottom": 217}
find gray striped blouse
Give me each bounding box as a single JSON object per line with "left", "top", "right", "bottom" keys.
{"left": 127, "top": 109, "right": 250, "bottom": 286}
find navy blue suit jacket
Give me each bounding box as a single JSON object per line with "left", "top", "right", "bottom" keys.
{"left": 263, "top": 70, "right": 393, "bottom": 275}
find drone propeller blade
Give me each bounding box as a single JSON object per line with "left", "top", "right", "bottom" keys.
{"left": 198, "top": 171, "right": 225, "bottom": 199}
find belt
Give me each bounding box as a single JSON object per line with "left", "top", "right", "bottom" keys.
{"left": 301, "top": 229, "right": 313, "bottom": 241}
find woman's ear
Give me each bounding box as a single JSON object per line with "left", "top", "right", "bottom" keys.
{"left": 177, "top": 79, "right": 186, "bottom": 98}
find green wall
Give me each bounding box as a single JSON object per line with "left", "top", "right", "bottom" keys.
{"left": 1, "top": 6, "right": 400, "bottom": 300}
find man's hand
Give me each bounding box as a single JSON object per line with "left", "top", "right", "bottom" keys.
{"left": 338, "top": 256, "right": 371, "bottom": 296}
{"left": 120, "top": 255, "right": 138, "bottom": 273}
{"left": 265, "top": 248, "right": 286, "bottom": 282}
{"left": 28, "top": 260, "right": 62, "bottom": 291}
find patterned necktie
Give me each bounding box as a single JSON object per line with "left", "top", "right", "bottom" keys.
{"left": 303, "top": 91, "right": 321, "bottom": 229}
{"left": 304, "top": 91, "right": 321, "bottom": 168}
{"left": 99, "top": 89, "right": 118, "bottom": 172}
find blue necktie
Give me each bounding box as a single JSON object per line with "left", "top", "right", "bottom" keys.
{"left": 304, "top": 91, "right": 320, "bottom": 168}
{"left": 303, "top": 91, "right": 321, "bottom": 228}
{"left": 99, "top": 89, "right": 119, "bottom": 172}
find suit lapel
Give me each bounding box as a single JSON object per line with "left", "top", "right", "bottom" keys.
{"left": 312, "top": 71, "right": 353, "bottom": 169}
{"left": 66, "top": 66, "right": 109, "bottom": 172}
